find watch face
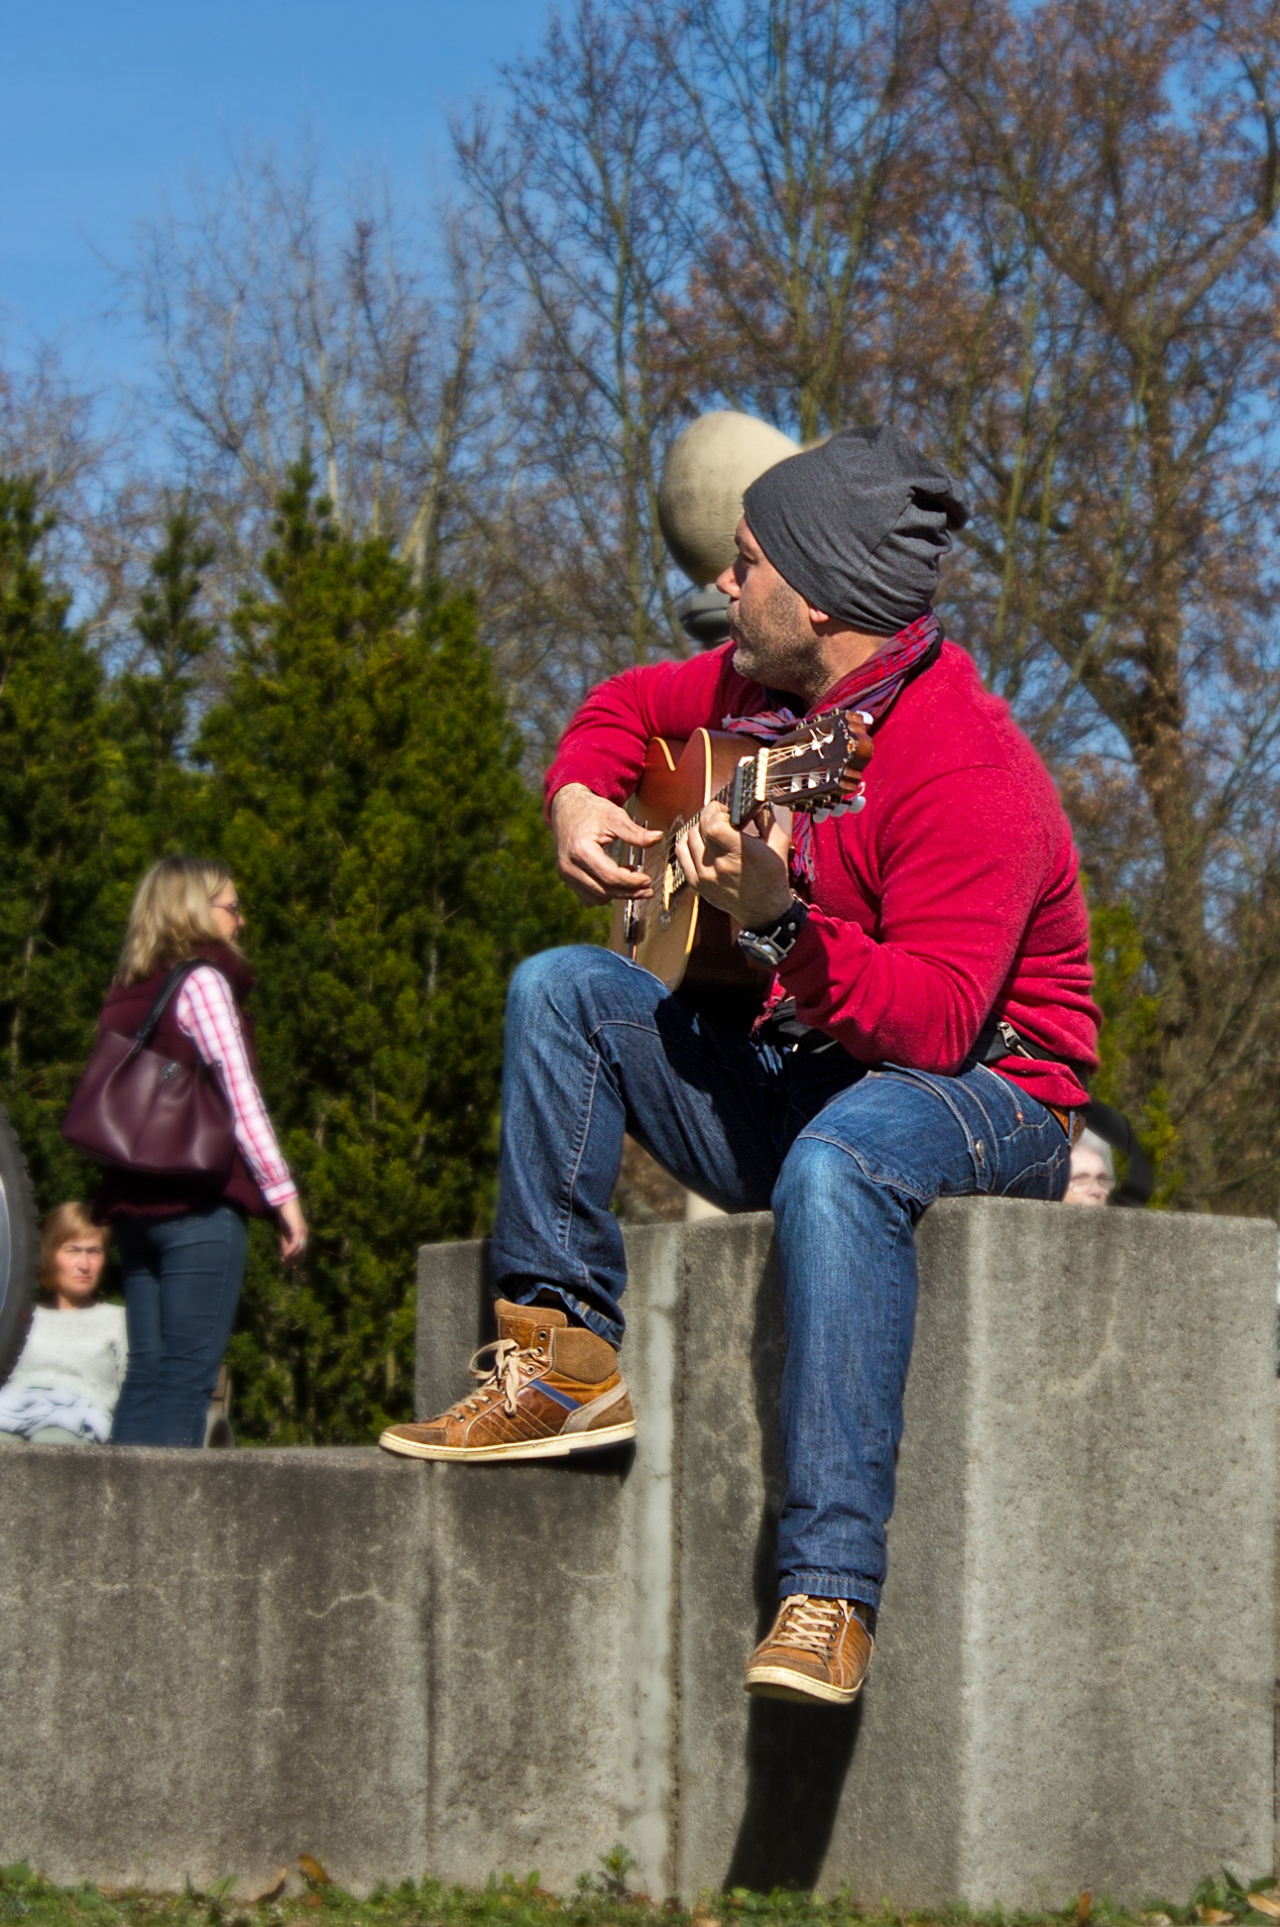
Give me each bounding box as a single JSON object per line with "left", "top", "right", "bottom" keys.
{"left": 737, "top": 898, "right": 807, "bottom": 969}
{"left": 738, "top": 930, "right": 785, "bottom": 967}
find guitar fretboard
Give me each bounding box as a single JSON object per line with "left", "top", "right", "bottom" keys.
{"left": 634, "top": 715, "right": 861, "bottom": 912}
{"left": 659, "top": 769, "right": 739, "bottom": 899}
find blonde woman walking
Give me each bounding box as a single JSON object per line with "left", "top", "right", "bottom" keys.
{"left": 96, "top": 857, "right": 306, "bottom": 1447}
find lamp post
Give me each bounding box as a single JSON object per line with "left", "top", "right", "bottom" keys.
{"left": 676, "top": 584, "right": 732, "bottom": 647}
{"left": 657, "top": 410, "right": 801, "bottom": 1213}
{"left": 658, "top": 410, "right": 799, "bottom": 649}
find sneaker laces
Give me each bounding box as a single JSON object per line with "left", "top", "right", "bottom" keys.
{"left": 776, "top": 1594, "right": 856, "bottom": 1656}
{"left": 455, "top": 1337, "right": 543, "bottom": 1418}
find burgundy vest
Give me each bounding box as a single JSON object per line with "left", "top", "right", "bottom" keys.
{"left": 93, "top": 942, "right": 270, "bottom": 1222}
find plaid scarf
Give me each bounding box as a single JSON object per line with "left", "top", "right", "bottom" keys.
{"left": 722, "top": 611, "right": 941, "bottom": 885}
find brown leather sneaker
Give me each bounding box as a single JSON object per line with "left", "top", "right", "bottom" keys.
{"left": 743, "top": 1594, "right": 875, "bottom": 1706}
{"left": 378, "top": 1298, "right": 636, "bottom": 1461}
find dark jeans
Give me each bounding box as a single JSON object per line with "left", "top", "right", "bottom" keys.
{"left": 491, "top": 946, "right": 1071, "bottom": 1609}
{"left": 110, "top": 1205, "right": 248, "bottom": 1448}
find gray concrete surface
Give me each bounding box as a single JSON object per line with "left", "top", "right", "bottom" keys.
{"left": 0, "top": 1449, "right": 432, "bottom": 1897}
{"left": 0, "top": 1201, "right": 1274, "bottom": 1908}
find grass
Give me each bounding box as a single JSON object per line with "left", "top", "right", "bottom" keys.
{"left": 2, "top": 1861, "right": 1278, "bottom": 1927}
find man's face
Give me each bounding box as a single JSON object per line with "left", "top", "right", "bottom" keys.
{"left": 716, "top": 519, "right": 816, "bottom": 695}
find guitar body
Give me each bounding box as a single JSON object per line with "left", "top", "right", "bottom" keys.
{"left": 606, "top": 710, "right": 870, "bottom": 1009}
{"left": 608, "top": 730, "right": 774, "bottom": 996}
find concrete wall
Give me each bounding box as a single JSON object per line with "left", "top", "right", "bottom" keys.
{"left": 0, "top": 1201, "right": 1275, "bottom": 1908}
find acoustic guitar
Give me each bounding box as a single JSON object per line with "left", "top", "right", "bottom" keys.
{"left": 607, "top": 711, "right": 872, "bottom": 997}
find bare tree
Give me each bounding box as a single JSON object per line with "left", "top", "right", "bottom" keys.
{"left": 449, "top": 0, "right": 943, "bottom": 743}
{"left": 0, "top": 344, "right": 148, "bottom": 649}
{"left": 453, "top": 0, "right": 695, "bottom": 694}
{"left": 649, "top": 0, "right": 936, "bottom": 440}
{"left": 128, "top": 140, "right": 503, "bottom": 603}
{"left": 925, "top": 0, "right": 1280, "bottom": 1200}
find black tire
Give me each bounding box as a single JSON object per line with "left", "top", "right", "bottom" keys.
{"left": 0, "top": 1102, "right": 39, "bottom": 1386}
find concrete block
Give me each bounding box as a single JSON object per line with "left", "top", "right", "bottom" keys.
{"left": 848, "top": 1201, "right": 1277, "bottom": 1908}
{"left": 0, "top": 1449, "right": 432, "bottom": 1897}
{"left": 413, "top": 1204, "right": 1277, "bottom": 1907}
{"left": 415, "top": 1225, "right": 682, "bottom": 1895}
{"left": 415, "top": 1236, "right": 491, "bottom": 1420}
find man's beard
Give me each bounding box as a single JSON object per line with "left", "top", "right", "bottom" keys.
{"left": 729, "top": 577, "right": 817, "bottom": 699}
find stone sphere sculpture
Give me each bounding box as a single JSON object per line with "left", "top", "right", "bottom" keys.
{"left": 658, "top": 411, "right": 799, "bottom": 587}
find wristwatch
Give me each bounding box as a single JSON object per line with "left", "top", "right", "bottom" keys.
{"left": 736, "top": 897, "right": 810, "bottom": 968}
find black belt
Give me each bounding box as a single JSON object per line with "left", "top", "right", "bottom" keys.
{"left": 971, "top": 1016, "right": 1093, "bottom": 1093}
{"left": 763, "top": 1006, "right": 1093, "bottom": 1079}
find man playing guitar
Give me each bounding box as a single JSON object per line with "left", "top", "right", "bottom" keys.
{"left": 382, "top": 424, "right": 1101, "bottom": 1710}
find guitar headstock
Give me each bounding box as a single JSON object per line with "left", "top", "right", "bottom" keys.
{"left": 729, "top": 710, "right": 874, "bottom": 826}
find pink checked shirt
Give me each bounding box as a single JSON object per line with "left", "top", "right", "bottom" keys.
{"left": 175, "top": 967, "right": 297, "bottom": 1207}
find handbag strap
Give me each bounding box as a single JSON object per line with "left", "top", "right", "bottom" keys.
{"left": 134, "top": 959, "right": 207, "bottom": 1049}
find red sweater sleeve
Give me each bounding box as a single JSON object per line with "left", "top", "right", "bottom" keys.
{"left": 778, "top": 764, "right": 1056, "bottom": 1074}
{"left": 544, "top": 646, "right": 756, "bottom": 812}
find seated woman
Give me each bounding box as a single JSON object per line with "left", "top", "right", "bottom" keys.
{"left": 0, "top": 1204, "right": 127, "bottom": 1444}
{"left": 1064, "top": 1128, "right": 1115, "bottom": 1207}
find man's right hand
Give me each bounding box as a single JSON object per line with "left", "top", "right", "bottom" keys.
{"left": 551, "top": 783, "right": 662, "bottom": 906}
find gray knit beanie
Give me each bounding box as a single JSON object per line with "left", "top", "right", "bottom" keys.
{"left": 742, "top": 424, "right": 969, "bottom": 636}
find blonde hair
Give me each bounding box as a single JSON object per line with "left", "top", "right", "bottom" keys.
{"left": 39, "top": 1202, "right": 108, "bottom": 1292}
{"left": 117, "top": 856, "right": 239, "bottom": 986}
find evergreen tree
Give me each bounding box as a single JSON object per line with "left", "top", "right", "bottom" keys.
{"left": 199, "top": 461, "right": 595, "bottom": 1442}
{"left": 0, "top": 480, "right": 121, "bottom": 1203}
{"left": 113, "top": 501, "right": 214, "bottom": 851}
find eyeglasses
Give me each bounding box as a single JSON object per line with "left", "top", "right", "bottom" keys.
{"left": 211, "top": 898, "right": 244, "bottom": 922}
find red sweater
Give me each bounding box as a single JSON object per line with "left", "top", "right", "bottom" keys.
{"left": 546, "top": 639, "right": 1100, "bottom": 1112}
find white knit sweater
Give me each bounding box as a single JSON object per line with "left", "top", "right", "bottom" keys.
{"left": 5, "top": 1304, "right": 128, "bottom": 1418}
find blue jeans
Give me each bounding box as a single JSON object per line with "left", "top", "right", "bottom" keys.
{"left": 492, "top": 946, "right": 1070, "bottom": 1609}
{"left": 110, "top": 1206, "right": 248, "bottom": 1448}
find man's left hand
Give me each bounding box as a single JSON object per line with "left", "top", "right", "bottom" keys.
{"left": 679, "top": 800, "right": 795, "bottom": 929}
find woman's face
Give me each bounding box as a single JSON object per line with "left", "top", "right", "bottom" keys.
{"left": 210, "top": 880, "right": 245, "bottom": 944}
{"left": 1064, "top": 1145, "right": 1110, "bottom": 1207}
{"left": 52, "top": 1236, "right": 106, "bottom": 1308}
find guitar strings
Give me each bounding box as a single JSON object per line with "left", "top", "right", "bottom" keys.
{"left": 654, "top": 737, "right": 841, "bottom": 901}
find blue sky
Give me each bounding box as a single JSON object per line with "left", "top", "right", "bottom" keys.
{"left": 0, "top": 0, "right": 545, "bottom": 380}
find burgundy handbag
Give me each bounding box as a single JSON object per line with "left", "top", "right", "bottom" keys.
{"left": 61, "top": 961, "right": 236, "bottom": 1178}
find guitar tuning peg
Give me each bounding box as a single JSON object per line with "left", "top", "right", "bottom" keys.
{"left": 813, "top": 809, "right": 831, "bottom": 825}
{"left": 845, "top": 794, "right": 866, "bottom": 813}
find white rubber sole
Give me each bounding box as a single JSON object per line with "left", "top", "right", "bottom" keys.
{"left": 743, "top": 1664, "right": 865, "bottom": 1707}
{"left": 378, "top": 1419, "right": 637, "bottom": 1462}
